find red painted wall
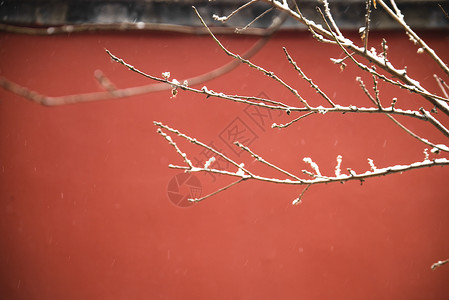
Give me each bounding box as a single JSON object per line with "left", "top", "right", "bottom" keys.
{"left": 0, "top": 30, "right": 448, "bottom": 299}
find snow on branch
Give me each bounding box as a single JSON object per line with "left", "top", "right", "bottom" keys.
{"left": 431, "top": 258, "right": 449, "bottom": 270}
{"left": 154, "top": 121, "right": 449, "bottom": 204}
{"left": 377, "top": 0, "right": 449, "bottom": 77}
{"left": 104, "top": 48, "right": 440, "bottom": 126}
{"left": 146, "top": 2, "right": 449, "bottom": 206}
{"left": 264, "top": 0, "right": 449, "bottom": 115}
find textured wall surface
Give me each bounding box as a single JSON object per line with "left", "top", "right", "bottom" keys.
{"left": 0, "top": 29, "right": 448, "bottom": 299}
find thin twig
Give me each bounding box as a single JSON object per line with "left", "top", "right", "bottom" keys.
{"left": 420, "top": 108, "right": 449, "bottom": 139}
{"left": 283, "top": 47, "right": 336, "bottom": 107}
{"left": 434, "top": 75, "right": 449, "bottom": 99}
{"left": 154, "top": 121, "right": 254, "bottom": 176}
{"left": 356, "top": 77, "right": 377, "bottom": 105}
{"left": 236, "top": 8, "right": 274, "bottom": 33}
{"left": 225, "top": 94, "right": 290, "bottom": 108}
{"left": 234, "top": 141, "right": 304, "bottom": 182}
{"left": 322, "top": 0, "right": 343, "bottom": 37}
{"left": 381, "top": 38, "right": 389, "bottom": 63}
{"left": 272, "top": 112, "right": 316, "bottom": 129}
{"left": 438, "top": 4, "right": 449, "bottom": 20}
{"left": 431, "top": 258, "right": 449, "bottom": 270}
{"left": 156, "top": 128, "right": 194, "bottom": 168}
{"left": 377, "top": 0, "right": 449, "bottom": 77}
{"left": 292, "top": 184, "right": 311, "bottom": 205}
{"left": 189, "top": 178, "right": 247, "bottom": 202}
{"left": 213, "top": 0, "right": 257, "bottom": 23}
{"left": 363, "top": 0, "right": 373, "bottom": 53}
{"left": 372, "top": 74, "right": 382, "bottom": 109}
{"left": 386, "top": 114, "right": 449, "bottom": 153}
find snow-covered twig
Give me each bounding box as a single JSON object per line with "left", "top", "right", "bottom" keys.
{"left": 377, "top": 0, "right": 449, "bottom": 77}
{"left": 292, "top": 184, "right": 311, "bottom": 205}
{"left": 434, "top": 75, "right": 449, "bottom": 99}
{"left": 234, "top": 141, "right": 302, "bottom": 181}
{"left": 154, "top": 122, "right": 449, "bottom": 199}
{"left": 283, "top": 47, "right": 336, "bottom": 107}
{"left": 322, "top": 0, "right": 343, "bottom": 38}
{"left": 431, "top": 258, "right": 449, "bottom": 270}
{"left": 213, "top": 0, "right": 257, "bottom": 23}
{"left": 362, "top": 0, "right": 373, "bottom": 53}
{"left": 154, "top": 121, "right": 253, "bottom": 177}
{"left": 271, "top": 112, "right": 315, "bottom": 129}
{"left": 358, "top": 76, "right": 449, "bottom": 153}
{"left": 356, "top": 77, "right": 377, "bottom": 107}
{"left": 156, "top": 128, "right": 194, "bottom": 169}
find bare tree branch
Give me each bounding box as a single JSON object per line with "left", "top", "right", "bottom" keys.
{"left": 234, "top": 141, "right": 302, "bottom": 181}
{"left": 154, "top": 121, "right": 449, "bottom": 192}
{"left": 377, "top": 0, "right": 449, "bottom": 77}
{"left": 322, "top": 0, "right": 343, "bottom": 38}
{"left": 283, "top": 47, "right": 336, "bottom": 107}
{"left": 362, "top": 0, "right": 373, "bottom": 53}
{"left": 272, "top": 112, "right": 315, "bottom": 129}
{"left": 292, "top": 184, "right": 311, "bottom": 205}
{"left": 106, "top": 49, "right": 434, "bottom": 123}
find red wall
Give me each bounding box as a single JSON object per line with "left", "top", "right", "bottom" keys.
{"left": 1, "top": 29, "right": 449, "bottom": 299}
